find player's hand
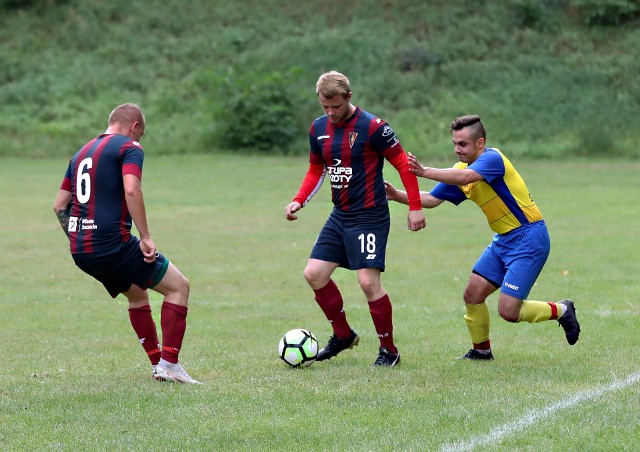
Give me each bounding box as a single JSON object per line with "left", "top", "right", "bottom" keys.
{"left": 384, "top": 180, "right": 398, "bottom": 201}
{"left": 408, "top": 152, "right": 428, "bottom": 178}
{"left": 285, "top": 201, "right": 302, "bottom": 221}
{"left": 140, "top": 237, "right": 157, "bottom": 263}
{"left": 407, "top": 210, "right": 426, "bottom": 231}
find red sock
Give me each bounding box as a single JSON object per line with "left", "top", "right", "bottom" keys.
{"left": 474, "top": 340, "right": 491, "bottom": 351}
{"left": 368, "top": 294, "right": 397, "bottom": 353}
{"left": 128, "top": 305, "right": 161, "bottom": 365}
{"left": 160, "top": 301, "right": 188, "bottom": 364}
{"left": 313, "top": 280, "right": 351, "bottom": 338}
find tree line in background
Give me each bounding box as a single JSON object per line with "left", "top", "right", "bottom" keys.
{"left": 1, "top": 0, "right": 639, "bottom": 159}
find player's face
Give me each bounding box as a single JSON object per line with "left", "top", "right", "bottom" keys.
{"left": 452, "top": 128, "right": 485, "bottom": 163}
{"left": 319, "top": 93, "right": 352, "bottom": 123}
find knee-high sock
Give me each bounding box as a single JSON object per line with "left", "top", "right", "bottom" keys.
{"left": 518, "top": 300, "right": 558, "bottom": 322}
{"left": 128, "top": 305, "right": 161, "bottom": 365}
{"left": 368, "top": 294, "right": 396, "bottom": 353}
{"left": 160, "top": 301, "right": 188, "bottom": 364}
{"left": 464, "top": 302, "right": 491, "bottom": 350}
{"left": 313, "top": 280, "right": 351, "bottom": 338}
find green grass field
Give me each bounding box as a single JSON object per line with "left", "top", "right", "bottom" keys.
{"left": 1, "top": 154, "right": 638, "bottom": 450}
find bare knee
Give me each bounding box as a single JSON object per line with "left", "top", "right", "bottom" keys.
{"left": 303, "top": 267, "right": 322, "bottom": 288}
{"left": 498, "top": 306, "right": 519, "bottom": 323}
{"left": 181, "top": 275, "right": 190, "bottom": 297}
{"left": 463, "top": 287, "right": 484, "bottom": 305}
{"left": 357, "top": 270, "right": 383, "bottom": 300}
{"left": 358, "top": 279, "right": 378, "bottom": 299}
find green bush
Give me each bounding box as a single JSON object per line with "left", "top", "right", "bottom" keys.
{"left": 209, "top": 67, "right": 308, "bottom": 154}
{"left": 570, "top": 0, "right": 640, "bottom": 25}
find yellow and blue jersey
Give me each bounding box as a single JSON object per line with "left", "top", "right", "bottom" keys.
{"left": 430, "top": 148, "right": 542, "bottom": 234}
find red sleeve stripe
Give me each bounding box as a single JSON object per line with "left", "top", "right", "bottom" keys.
{"left": 122, "top": 163, "right": 142, "bottom": 179}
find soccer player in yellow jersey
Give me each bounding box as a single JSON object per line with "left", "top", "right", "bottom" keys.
{"left": 385, "top": 115, "right": 580, "bottom": 360}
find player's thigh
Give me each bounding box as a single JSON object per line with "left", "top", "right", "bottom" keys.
{"left": 471, "top": 241, "right": 505, "bottom": 290}
{"left": 123, "top": 284, "right": 150, "bottom": 308}
{"left": 152, "top": 262, "right": 189, "bottom": 297}
{"left": 497, "top": 292, "right": 523, "bottom": 322}
{"left": 501, "top": 223, "right": 550, "bottom": 299}
{"left": 465, "top": 272, "right": 499, "bottom": 304}
{"left": 310, "top": 213, "right": 349, "bottom": 268}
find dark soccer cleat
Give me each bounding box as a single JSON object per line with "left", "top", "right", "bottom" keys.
{"left": 457, "top": 349, "right": 494, "bottom": 360}
{"left": 372, "top": 347, "right": 401, "bottom": 367}
{"left": 316, "top": 330, "right": 360, "bottom": 361}
{"left": 558, "top": 299, "right": 580, "bottom": 345}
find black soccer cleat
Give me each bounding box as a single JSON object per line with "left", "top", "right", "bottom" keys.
{"left": 457, "top": 349, "right": 494, "bottom": 360}
{"left": 558, "top": 299, "right": 580, "bottom": 345}
{"left": 316, "top": 329, "right": 360, "bottom": 361}
{"left": 372, "top": 347, "right": 401, "bottom": 367}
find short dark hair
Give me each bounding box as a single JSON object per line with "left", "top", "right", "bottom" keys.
{"left": 108, "top": 103, "right": 145, "bottom": 128}
{"left": 450, "top": 115, "right": 486, "bottom": 141}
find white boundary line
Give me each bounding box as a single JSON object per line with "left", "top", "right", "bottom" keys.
{"left": 440, "top": 371, "right": 640, "bottom": 452}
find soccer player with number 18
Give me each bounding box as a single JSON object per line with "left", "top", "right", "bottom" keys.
{"left": 284, "top": 71, "right": 426, "bottom": 367}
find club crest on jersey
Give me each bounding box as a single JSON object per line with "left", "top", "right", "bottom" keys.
{"left": 349, "top": 132, "right": 358, "bottom": 148}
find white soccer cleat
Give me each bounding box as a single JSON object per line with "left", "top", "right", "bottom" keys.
{"left": 152, "top": 364, "right": 175, "bottom": 382}
{"left": 155, "top": 360, "right": 202, "bottom": 384}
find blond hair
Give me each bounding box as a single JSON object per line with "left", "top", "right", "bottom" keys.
{"left": 316, "top": 71, "right": 351, "bottom": 99}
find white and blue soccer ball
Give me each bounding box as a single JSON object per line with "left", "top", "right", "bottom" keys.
{"left": 278, "top": 328, "right": 318, "bottom": 368}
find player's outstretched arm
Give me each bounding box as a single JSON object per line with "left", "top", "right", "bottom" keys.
{"left": 53, "top": 189, "right": 72, "bottom": 238}
{"left": 385, "top": 181, "right": 444, "bottom": 209}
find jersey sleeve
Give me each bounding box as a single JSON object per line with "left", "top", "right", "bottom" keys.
{"left": 292, "top": 163, "right": 326, "bottom": 207}
{"left": 121, "top": 142, "right": 144, "bottom": 179}
{"left": 384, "top": 147, "right": 422, "bottom": 211}
{"left": 368, "top": 121, "right": 422, "bottom": 211}
{"left": 467, "top": 148, "right": 504, "bottom": 183}
{"left": 60, "top": 162, "right": 72, "bottom": 191}
{"left": 429, "top": 182, "right": 467, "bottom": 205}
{"left": 369, "top": 121, "right": 401, "bottom": 153}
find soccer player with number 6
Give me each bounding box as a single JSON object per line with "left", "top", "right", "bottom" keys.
{"left": 53, "top": 103, "right": 200, "bottom": 384}
{"left": 284, "top": 71, "right": 426, "bottom": 367}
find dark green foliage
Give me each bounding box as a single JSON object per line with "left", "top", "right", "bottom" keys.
{"left": 570, "top": 0, "right": 640, "bottom": 25}
{"left": 0, "top": 0, "right": 638, "bottom": 158}
{"left": 0, "top": 0, "right": 67, "bottom": 9}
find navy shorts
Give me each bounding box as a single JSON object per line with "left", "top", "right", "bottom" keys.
{"left": 473, "top": 221, "right": 550, "bottom": 299}
{"left": 310, "top": 205, "right": 390, "bottom": 271}
{"left": 72, "top": 236, "right": 170, "bottom": 298}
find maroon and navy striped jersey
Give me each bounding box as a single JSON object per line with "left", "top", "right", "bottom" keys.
{"left": 59, "top": 133, "right": 144, "bottom": 256}
{"left": 294, "top": 106, "right": 421, "bottom": 211}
